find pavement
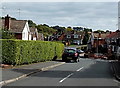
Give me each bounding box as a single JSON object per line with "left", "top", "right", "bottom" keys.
{"left": 111, "top": 61, "right": 120, "bottom": 81}
{"left": 0, "top": 61, "right": 65, "bottom": 86}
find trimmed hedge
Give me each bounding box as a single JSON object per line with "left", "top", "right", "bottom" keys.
{"left": 1, "top": 39, "right": 64, "bottom": 65}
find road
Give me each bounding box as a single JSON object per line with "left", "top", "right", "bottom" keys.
{"left": 3, "top": 58, "right": 120, "bottom": 87}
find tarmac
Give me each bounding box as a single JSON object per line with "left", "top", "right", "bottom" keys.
{"left": 0, "top": 61, "right": 65, "bottom": 86}
{"left": 111, "top": 61, "right": 120, "bottom": 81}
{"left": 0, "top": 59, "right": 120, "bottom": 86}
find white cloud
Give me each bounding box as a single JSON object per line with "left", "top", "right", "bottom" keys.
{"left": 1, "top": 2, "right": 118, "bottom": 31}
{"left": 2, "top": 0, "right": 119, "bottom": 2}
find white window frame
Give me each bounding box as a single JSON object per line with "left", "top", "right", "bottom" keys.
{"left": 67, "top": 35, "right": 71, "bottom": 38}
{"left": 74, "top": 35, "right": 78, "bottom": 38}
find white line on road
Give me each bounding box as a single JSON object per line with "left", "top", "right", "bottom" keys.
{"left": 59, "top": 73, "right": 74, "bottom": 83}
{"left": 76, "top": 67, "right": 84, "bottom": 72}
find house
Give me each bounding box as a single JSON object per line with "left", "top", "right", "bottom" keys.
{"left": 87, "top": 32, "right": 110, "bottom": 53}
{"left": 62, "top": 31, "right": 84, "bottom": 45}
{"left": 29, "top": 27, "right": 38, "bottom": 40}
{"left": 1, "top": 15, "right": 42, "bottom": 40}
{"left": 1, "top": 15, "right": 31, "bottom": 40}
{"left": 105, "top": 30, "right": 120, "bottom": 59}
{"left": 37, "top": 33, "right": 44, "bottom": 40}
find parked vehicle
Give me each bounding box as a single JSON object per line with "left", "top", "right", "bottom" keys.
{"left": 77, "top": 49, "right": 84, "bottom": 57}
{"left": 93, "top": 53, "right": 107, "bottom": 59}
{"left": 72, "top": 40, "right": 80, "bottom": 45}
{"left": 77, "top": 49, "right": 84, "bottom": 54}
{"left": 62, "top": 48, "right": 79, "bottom": 62}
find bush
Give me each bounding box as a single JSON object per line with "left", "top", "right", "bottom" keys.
{"left": 1, "top": 39, "right": 64, "bottom": 65}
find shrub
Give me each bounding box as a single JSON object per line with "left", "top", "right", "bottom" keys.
{"left": 1, "top": 39, "right": 64, "bottom": 65}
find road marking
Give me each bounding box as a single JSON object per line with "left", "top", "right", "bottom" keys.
{"left": 76, "top": 67, "right": 84, "bottom": 72}
{"left": 59, "top": 73, "right": 74, "bottom": 83}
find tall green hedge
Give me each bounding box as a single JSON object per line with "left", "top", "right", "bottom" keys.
{"left": 1, "top": 39, "right": 64, "bottom": 65}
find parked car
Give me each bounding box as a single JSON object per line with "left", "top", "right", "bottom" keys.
{"left": 72, "top": 40, "right": 80, "bottom": 45}
{"left": 77, "top": 49, "right": 84, "bottom": 54}
{"left": 93, "top": 53, "right": 107, "bottom": 59}
{"left": 62, "top": 48, "right": 79, "bottom": 62}
{"left": 77, "top": 49, "right": 84, "bottom": 57}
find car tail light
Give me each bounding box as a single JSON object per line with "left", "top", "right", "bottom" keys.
{"left": 75, "top": 53, "right": 78, "bottom": 56}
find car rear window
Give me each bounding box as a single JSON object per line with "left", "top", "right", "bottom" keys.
{"left": 65, "top": 49, "right": 76, "bottom": 53}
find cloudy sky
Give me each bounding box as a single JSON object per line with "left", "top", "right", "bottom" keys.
{"left": 1, "top": 2, "right": 118, "bottom": 31}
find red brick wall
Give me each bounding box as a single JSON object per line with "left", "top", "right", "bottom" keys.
{"left": 93, "top": 39, "right": 105, "bottom": 48}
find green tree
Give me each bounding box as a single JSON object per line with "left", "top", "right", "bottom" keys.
{"left": 94, "top": 30, "right": 105, "bottom": 33}
{"left": 65, "top": 27, "right": 73, "bottom": 32}
{"left": 51, "top": 26, "right": 66, "bottom": 34}
{"left": 0, "top": 28, "right": 15, "bottom": 39}
{"left": 84, "top": 28, "right": 92, "bottom": 32}
{"left": 36, "top": 24, "right": 56, "bottom": 36}
{"left": 82, "top": 31, "right": 89, "bottom": 45}
{"left": 28, "top": 20, "right": 36, "bottom": 28}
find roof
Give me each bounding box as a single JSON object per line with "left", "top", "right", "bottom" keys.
{"left": 1, "top": 19, "right": 27, "bottom": 33}
{"left": 65, "top": 31, "right": 84, "bottom": 35}
{"left": 106, "top": 31, "right": 120, "bottom": 39}
{"left": 93, "top": 33, "right": 110, "bottom": 39}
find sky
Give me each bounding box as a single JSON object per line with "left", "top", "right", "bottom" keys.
{"left": 1, "top": 2, "right": 118, "bottom": 31}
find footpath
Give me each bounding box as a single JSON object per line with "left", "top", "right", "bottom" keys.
{"left": 0, "top": 61, "right": 65, "bottom": 86}
{"left": 111, "top": 61, "right": 120, "bottom": 81}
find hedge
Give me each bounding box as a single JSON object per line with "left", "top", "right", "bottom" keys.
{"left": 1, "top": 39, "right": 64, "bottom": 65}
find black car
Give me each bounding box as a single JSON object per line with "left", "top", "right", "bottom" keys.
{"left": 62, "top": 48, "right": 79, "bottom": 62}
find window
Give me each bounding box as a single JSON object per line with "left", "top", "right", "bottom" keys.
{"left": 74, "top": 35, "right": 78, "bottom": 38}
{"left": 67, "top": 35, "right": 71, "bottom": 38}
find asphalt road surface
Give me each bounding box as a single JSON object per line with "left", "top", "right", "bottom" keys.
{"left": 3, "top": 58, "right": 120, "bottom": 87}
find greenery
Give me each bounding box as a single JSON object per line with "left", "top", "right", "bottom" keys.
{"left": 84, "top": 28, "right": 92, "bottom": 32}
{"left": 94, "top": 30, "right": 105, "bottom": 33}
{"left": 66, "top": 27, "right": 73, "bottom": 32}
{"left": 28, "top": 20, "right": 37, "bottom": 28}
{"left": 51, "top": 26, "right": 66, "bottom": 34}
{"left": 82, "top": 31, "right": 90, "bottom": 45}
{"left": 36, "top": 24, "right": 56, "bottom": 36}
{"left": 2, "top": 39, "right": 64, "bottom": 65}
{"left": 0, "top": 29, "right": 16, "bottom": 39}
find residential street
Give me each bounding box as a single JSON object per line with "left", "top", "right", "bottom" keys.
{"left": 3, "top": 58, "right": 120, "bottom": 87}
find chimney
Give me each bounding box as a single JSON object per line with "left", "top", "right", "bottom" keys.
{"left": 5, "top": 14, "right": 11, "bottom": 30}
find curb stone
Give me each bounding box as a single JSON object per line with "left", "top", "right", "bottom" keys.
{"left": 0, "top": 62, "right": 65, "bottom": 86}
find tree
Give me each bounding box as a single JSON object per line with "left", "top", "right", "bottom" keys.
{"left": 73, "top": 27, "right": 84, "bottom": 31}
{"left": 36, "top": 24, "right": 56, "bottom": 36}
{"left": 51, "top": 26, "right": 66, "bottom": 34}
{"left": 82, "top": 31, "right": 90, "bottom": 45}
{"left": 28, "top": 20, "right": 36, "bottom": 28}
{"left": 84, "top": 28, "right": 92, "bottom": 32}
{"left": 0, "top": 28, "right": 15, "bottom": 39}
{"left": 94, "top": 30, "right": 105, "bottom": 33}
{"left": 65, "top": 27, "right": 73, "bottom": 32}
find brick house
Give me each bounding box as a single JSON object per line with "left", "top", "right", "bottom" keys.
{"left": 64, "top": 31, "right": 84, "bottom": 45}
{"left": 29, "top": 27, "right": 38, "bottom": 40}
{"left": 105, "top": 30, "right": 120, "bottom": 59}
{"left": 1, "top": 15, "right": 43, "bottom": 40}
{"left": 88, "top": 32, "right": 110, "bottom": 53}
{"left": 2, "top": 15, "right": 31, "bottom": 40}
